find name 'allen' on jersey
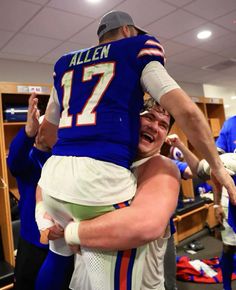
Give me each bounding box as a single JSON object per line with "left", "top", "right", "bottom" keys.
{"left": 69, "top": 44, "right": 111, "bottom": 67}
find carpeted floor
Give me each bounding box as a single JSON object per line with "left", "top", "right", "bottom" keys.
{"left": 176, "top": 233, "right": 236, "bottom": 290}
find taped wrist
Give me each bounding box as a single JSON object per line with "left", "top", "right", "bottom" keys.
{"left": 197, "top": 159, "right": 210, "bottom": 180}
{"left": 65, "top": 222, "right": 80, "bottom": 245}
{"left": 35, "top": 201, "right": 54, "bottom": 230}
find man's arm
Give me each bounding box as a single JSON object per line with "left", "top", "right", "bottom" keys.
{"left": 160, "top": 89, "right": 236, "bottom": 203}
{"left": 166, "top": 132, "right": 235, "bottom": 180}
{"left": 7, "top": 93, "right": 40, "bottom": 175}
{"left": 211, "top": 173, "right": 225, "bottom": 224}
{"left": 160, "top": 89, "right": 219, "bottom": 169}
{"left": 141, "top": 61, "right": 236, "bottom": 203}
{"left": 166, "top": 133, "right": 199, "bottom": 178}
{"left": 35, "top": 185, "right": 64, "bottom": 244}
{"left": 37, "top": 87, "right": 59, "bottom": 149}
{"left": 65, "top": 156, "right": 180, "bottom": 250}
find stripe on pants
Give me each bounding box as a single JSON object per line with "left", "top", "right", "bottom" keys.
{"left": 114, "top": 248, "right": 137, "bottom": 290}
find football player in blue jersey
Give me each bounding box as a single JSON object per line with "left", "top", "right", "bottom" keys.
{"left": 35, "top": 10, "right": 236, "bottom": 290}
{"left": 7, "top": 94, "right": 73, "bottom": 290}
{"left": 213, "top": 116, "right": 236, "bottom": 290}
{"left": 7, "top": 95, "right": 50, "bottom": 290}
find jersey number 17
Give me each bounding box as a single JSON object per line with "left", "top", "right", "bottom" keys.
{"left": 59, "top": 62, "right": 115, "bottom": 128}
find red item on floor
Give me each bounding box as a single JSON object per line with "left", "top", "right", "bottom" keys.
{"left": 176, "top": 256, "right": 236, "bottom": 283}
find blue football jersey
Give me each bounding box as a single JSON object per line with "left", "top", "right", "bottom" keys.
{"left": 216, "top": 116, "right": 236, "bottom": 154}
{"left": 216, "top": 116, "right": 236, "bottom": 184}
{"left": 52, "top": 34, "right": 165, "bottom": 168}
{"left": 216, "top": 116, "right": 236, "bottom": 233}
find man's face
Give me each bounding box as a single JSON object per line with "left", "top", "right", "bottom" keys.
{"left": 138, "top": 105, "right": 170, "bottom": 158}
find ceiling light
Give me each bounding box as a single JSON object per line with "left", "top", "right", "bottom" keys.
{"left": 197, "top": 30, "right": 212, "bottom": 40}
{"left": 86, "top": 0, "right": 101, "bottom": 3}
{"left": 231, "top": 95, "right": 236, "bottom": 100}
{"left": 224, "top": 104, "right": 230, "bottom": 108}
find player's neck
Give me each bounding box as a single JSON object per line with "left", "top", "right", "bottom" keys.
{"left": 99, "top": 35, "right": 125, "bottom": 45}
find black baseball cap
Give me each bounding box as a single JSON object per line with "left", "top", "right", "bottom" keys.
{"left": 97, "top": 11, "right": 147, "bottom": 38}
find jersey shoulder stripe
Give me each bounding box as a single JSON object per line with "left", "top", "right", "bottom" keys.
{"left": 144, "top": 39, "right": 165, "bottom": 53}
{"left": 138, "top": 48, "right": 165, "bottom": 58}
{"left": 134, "top": 35, "right": 166, "bottom": 65}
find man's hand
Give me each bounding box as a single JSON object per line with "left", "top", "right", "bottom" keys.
{"left": 47, "top": 222, "right": 64, "bottom": 240}
{"left": 211, "top": 166, "right": 236, "bottom": 206}
{"left": 166, "top": 134, "right": 182, "bottom": 148}
{"left": 211, "top": 172, "right": 226, "bottom": 224}
{"left": 25, "top": 93, "right": 40, "bottom": 137}
{"left": 166, "top": 134, "right": 184, "bottom": 161}
{"left": 214, "top": 205, "right": 225, "bottom": 224}
{"left": 68, "top": 244, "right": 81, "bottom": 254}
{"left": 211, "top": 166, "right": 236, "bottom": 205}
{"left": 35, "top": 199, "right": 58, "bottom": 244}
{"left": 39, "top": 217, "right": 64, "bottom": 244}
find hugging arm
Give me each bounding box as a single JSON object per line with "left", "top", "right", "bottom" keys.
{"left": 66, "top": 156, "right": 180, "bottom": 250}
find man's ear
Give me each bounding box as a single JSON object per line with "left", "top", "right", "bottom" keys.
{"left": 120, "top": 25, "right": 131, "bottom": 38}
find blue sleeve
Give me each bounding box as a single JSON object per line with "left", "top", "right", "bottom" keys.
{"left": 172, "top": 160, "right": 188, "bottom": 179}
{"left": 216, "top": 116, "right": 236, "bottom": 154}
{"left": 125, "top": 35, "right": 165, "bottom": 75}
{"left": 169, "top": 217, "right": 176, "bottom": 235}
{"left": 137, "top": 34, "right": 165, "bottom": 65}
{"left": 30, "top": 147, "right": 52, "bottom": 168}
{"left": 215, "top": 120, "right": 228, "bottom": 152}
{"left": 7, "top": 127, "right": 35, "bottom": 176}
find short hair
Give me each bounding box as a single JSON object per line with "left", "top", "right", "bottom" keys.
{"left": 142, "top": 98, "right": 175, "bottom": 131}
{"left": 98, "top": 25, "right": 137, "bottom": 43}
{"left": 99, "top": 27, "right": 122, "bottom": 43}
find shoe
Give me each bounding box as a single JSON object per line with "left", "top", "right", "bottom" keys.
{"left": 188, "top": 240, "right": 204, "bottom": 251}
